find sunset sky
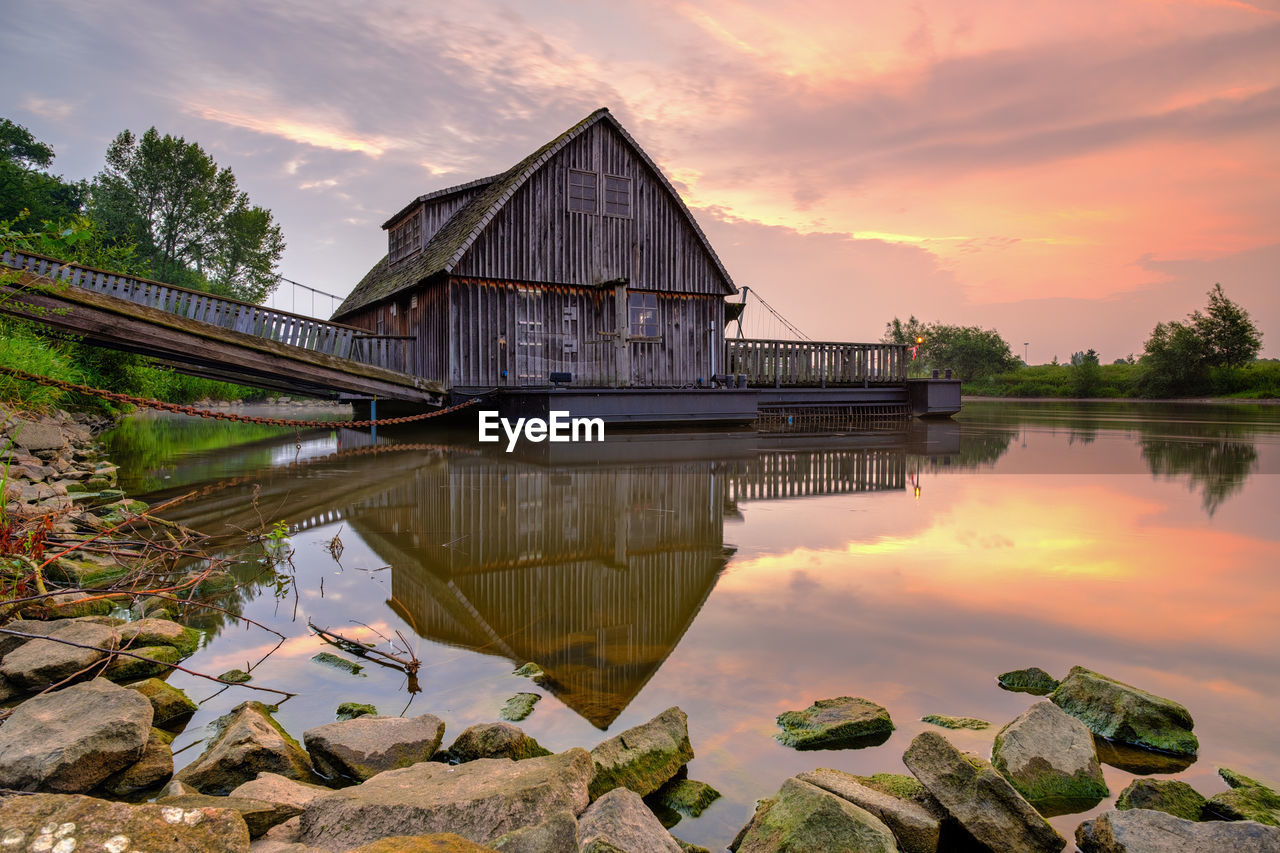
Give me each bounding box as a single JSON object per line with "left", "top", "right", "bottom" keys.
{"left": 3, "top": 0, "right": 1278, "bottom": 361}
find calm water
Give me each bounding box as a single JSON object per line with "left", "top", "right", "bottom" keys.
{"left": 104, "top": 401, "right": 1280, "bottom": 849}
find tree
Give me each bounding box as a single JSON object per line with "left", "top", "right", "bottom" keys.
{"left": 90, "top": 127, "right": 284, "bottom": 302}
{"left": 1139, "top": 284, "right": 1262, "bottom": 396}
{"left": 882, "top": 316, "right": 1018, "bottom": 380}
{"left": 1190, "top": 283, "right": 1262, "bottom": 368}
{"left": 1068, "top": 348, "right": 1101, "bottom": 397}
{"left": 0, "top": 118, "right": 86, "bottom": 223}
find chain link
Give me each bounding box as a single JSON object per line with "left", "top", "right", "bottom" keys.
{"left": 0, "top": 365, "right": 481, "bottom": 428}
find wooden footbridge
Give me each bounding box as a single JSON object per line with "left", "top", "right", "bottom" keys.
{"left": 0, "top": 250, "right": 442, "bottom": 404}
{"left": 0, "top": 249, "right": 957, "bottom": 423}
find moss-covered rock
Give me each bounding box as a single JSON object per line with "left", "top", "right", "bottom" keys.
{"left": 731, "top": 777, "right": 897, "bottom": 853}
{"left": 447, "top": 722, "right": 552, "bottom": 763}
{"left": 174, "top": 700, "right": 314, "bottom": 794}
{"left": 589, "top": 706, "right": 694, "bottom": 800}
{"left": 651, "top": 778, "right": 721, "bottom": 818}
{"left": 311, "top": 651, "right": 365, "bottom": 676}
{"left": 1050, "top": 666, "right": 1198, "bottom": 756}
{"left": 922, "top": 713, "right": 990, "bottom": 730}
{"left": 997, "top": 667, "right": 1060, "bottom": 695}
{"left": 775, "top": 696, "right": 893, "bottom": 750}
{"left": 117, "top": 617, "right": 201, "bottom": 657}
{"left": 512, "top": 661, "right": 544, "bottom": 679}
{"left": 104, "top": 645, "right": 181, "bottom": 681}
{"left": 1115, "top": 778, "right": 1206, "bottom": 821}
{"left": 124, "top": 677, "right": 198, "bottom": 729}
{"left": 337, "top": 701, "right": 378, "bottom": 721}
{"left": 46, "top": 555, "right": 129, "bottom": 587}
{"left": 219, "top": 668, "right": 252, "bottom": 683}
{"left": 1203, "top": 767, "right": 1280, "bottom": 826}
{"left": 992, "top": 701, "right": 1108, "bottom": 807}
{"left": 500, "top": 692, "right": 540, "bottom": 722}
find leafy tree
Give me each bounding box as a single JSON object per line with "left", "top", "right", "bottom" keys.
{"left": 90, "top": 127, "right": 284, "bottom": 302}
{"left": 0, "top": 118, "right": 86, "bottom": 224}
{"left": 1139, "top": 284, "right": 1262, "bottom": 396}
{"left": 883, "top": 316, "right": 1018, "bottom": 380}
{"left": 1190, "top": 283, "right": 1262, "bottom": 368}
{"left": 882, "top": 315, "right": 928, "bottom": 347}
{"left": 1068, "top": 348, "right": 1102, "bottom": 397}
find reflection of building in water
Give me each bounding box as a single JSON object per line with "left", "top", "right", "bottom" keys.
{"left": 338, "top": 443, "right": 910, "bottom": 728}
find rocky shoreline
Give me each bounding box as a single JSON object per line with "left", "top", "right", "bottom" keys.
{"left": 3, "top": 408, "right": 1279, "bottom": 852}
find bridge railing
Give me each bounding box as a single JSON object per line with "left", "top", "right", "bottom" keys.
{"left": 724, "top": 338, "right": 907, "bottom": 386}
{"left": 1, "top": 249, "right": 413, "bottom": 374}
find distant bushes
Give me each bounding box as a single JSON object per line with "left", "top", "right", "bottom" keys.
{"left": 964, "top": 361, "right": 1278, "bottom": 399}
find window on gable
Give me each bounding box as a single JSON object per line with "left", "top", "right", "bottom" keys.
{"left": 628, "top": 291, "right": 659, "bottom": 338}
{"left": 388, "top": 208, "right": 423, "bottom": 265}
{"left": 604, "top": 175, "right": 631, "bottom": 218}
{"left": 568, "top": 170, "right": 598, "bottom": 213}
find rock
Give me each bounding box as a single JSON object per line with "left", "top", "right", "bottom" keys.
{"left": 922, "top": 713, "right": 990, "bottom": 730}
{"left": 1050, "top": 666, "right": 1198, "bottom": 756}
{"left": 160, "top": 778, "right": 199, "bottom": 797}
{"left": 501, "top": 692, "right": 541, "bottom": 721}
{"left": 0, "top": 792, "right": 250, "bottom": 852}
{"left": 298, "top": 748, "right": 593, "bottom": 849}
{"left": 46, "top": 553, "right": 129, "bottom": 585}
{"left": 11, "top": 418, "right": 66, "bottom": 451}
{"left": 1203, "top": 767, "right": 1280, "bottom": 825}
{"left": 1116, "top": 778, "right": 1207, "bottom": 821}
{"left": 0, "top": 616, "right": 59, "bottom": 657}
{"left": 901, "top": 730, "right": 1065, "bottom": 852}
{"left": 997, "top": 667, "right": 1061, "bottom": 695}
{"left": 731, "top": 777, "right": 898, "bottom": 853}
{"left": 1077, "top": 808, "right": 1280, "bottom": 852}
{"left": 797, "top": 768, "right": 941, "bottom": 853}
{"left": 577, "top": 787, "right": 682, "bottom": 852}
{"left": 347, "top": 835, "right": 500, "bottom": 852}
{"left": 0, "top": 618, "right": 117, "bottom": 690}
{"left": 0, "top": 672, "right": 14, "bottom": 702}
{"left": 100, "top": 727, "right": 175, "bottom": 795}
{"left": 221, "top": 668, "right": 254, "bottom": 682}
{"left": 175, "top": 701, "right": 315, "bottom": 795}
{"left": 337, "top": 701, "right": 378, "bottom": 720}
{"left": 448, "top": 722, "right": 552, "bottom": 763}
{"left": 304, "top": 713, "right": 446, "bottom": 782}
{"left": 104, "top": 644, "right": 182, "bottom": 681}
{"left": 491, "top": 811, "right": 578, "bottom": 853}
{"left": 992, "top": 701, "right": 1108, "bottom": 808}
{"left": 158, "top": 793, "right": 301, "bottom": 838}
{"left": 311, "top": 651, "right": 364, "bottom": 676}
{"left": 849, "top": 772, "right": 948, "bottom": 818}
{"left": 775, "top": 696, "right": 894, "bottom": 750}
{"left": 674, "top": 840, "right": 711, "bottom": 853}
{"left": 118, "top": 617, "right": 202, "bottom": 656}
{"left": 0, "top": 678, "right": 152, "bottom": 792}
{"left": 20, "top": 591, "right": 112, "bottom": 619}
{"left": 231, "top": 772, "right": 333, "bottom": 810}
{"left": 513, "top": 661, "right": 545, "bottom": 679}
{"left": 125, "top": 676, "right": 198, "bottom": 728}
{"left": 651, "top": 778, "right": 721, "bottom": 818}
{"left": 589, "top": 706, "right": 694, "bottom": 799}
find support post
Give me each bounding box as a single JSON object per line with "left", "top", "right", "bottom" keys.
{"left": 370, "top": 396, "right": 377, "bottom": 442}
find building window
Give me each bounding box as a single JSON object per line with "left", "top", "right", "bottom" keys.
{"left": 410, "top": 294, "right": 418, "bottom": 310}
{"left": 628, "top": 291, "right": 658, "bottom": 338}
{"left": 604, "top": 175, "right": 631, "bottom": 218}
{"left": 568, "top": 170, "right": 597, "bottom": 213}
{"left": 388, "top": 208, "right": 422, "bottom": 265}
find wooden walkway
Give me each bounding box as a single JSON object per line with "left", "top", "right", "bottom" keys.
{"left": 0, "top": 250, "right": 442, "bottom": 403}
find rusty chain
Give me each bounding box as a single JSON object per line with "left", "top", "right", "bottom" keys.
{"left": 0, "top": 364, "right": 481, "bottom": 428}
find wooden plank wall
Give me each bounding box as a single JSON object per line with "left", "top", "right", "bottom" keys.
{"left": 452, "top": 122, "right": 731, "bottom": 296}
{"left": 447, "top": 277, "right": 724, "bottom": 387}
{"left": 341, "top": 282, "right": 449, "bottom": 384}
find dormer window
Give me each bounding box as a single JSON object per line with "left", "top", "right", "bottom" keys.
{"left": 388, "top": 208, "right": 423, "bottom": 265}
{"left": 568, "top": 170, "right": 597, "bottom": 213}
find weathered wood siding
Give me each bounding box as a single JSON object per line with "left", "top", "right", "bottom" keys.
{"left": 447, "top": 276, "right": 724, "bottom": 387}
{"left": 387, "top": 186, "right": 489, "bottom": 263}
{"left": 452, "top": 122, "right": 730, "bottom": 296}
{"left": 341, "top": 282, "right": 449, "bottom": 385}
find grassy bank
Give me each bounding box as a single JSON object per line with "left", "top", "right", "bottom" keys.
{"left": 963, "top": 361, "right": 1280, "bottom": 400}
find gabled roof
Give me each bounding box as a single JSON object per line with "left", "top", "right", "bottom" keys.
{"left": 333, "top": 108, "right": 736, "bottom": 320}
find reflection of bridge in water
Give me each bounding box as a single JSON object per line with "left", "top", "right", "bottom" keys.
{"left": 156, "top": 426, "right": 958, "bottom": 727}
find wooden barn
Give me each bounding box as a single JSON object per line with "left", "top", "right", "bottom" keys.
{"left": 333, "top": 108, "right": 737, "bottom": 395}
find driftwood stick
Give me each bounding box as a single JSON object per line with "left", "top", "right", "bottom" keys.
{"left": 308, "top": 620, "right": 420, "bottom": 674}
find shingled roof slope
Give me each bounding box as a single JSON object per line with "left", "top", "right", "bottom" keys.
{"left": 333, "top": 108, "right": 735, "bottom": 320}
